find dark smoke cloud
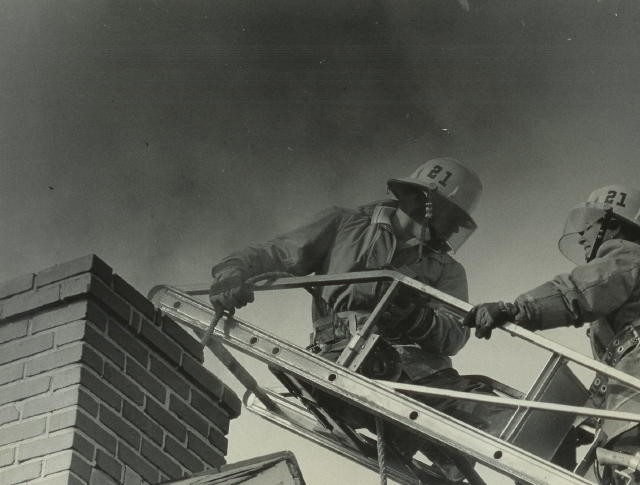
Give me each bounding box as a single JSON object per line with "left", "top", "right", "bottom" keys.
{"left": 1, "top": 0, "right": 640, "bottom": 291}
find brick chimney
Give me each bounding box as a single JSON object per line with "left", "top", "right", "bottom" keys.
{"left": 0, "top": 255, "right": 241, "bottom": 485}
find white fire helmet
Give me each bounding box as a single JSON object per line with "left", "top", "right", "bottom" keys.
{"left": 559, "top": 184, "right": 640, "bottom": 264}
{"left": 387, "top": 157, "right": 483, "bottom": 251}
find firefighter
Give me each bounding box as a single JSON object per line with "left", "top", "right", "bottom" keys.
{"left": 210, "top": 157, "right": 511, "bottom": 478}
{"left": 463, "top": 184, "right": 640, "bottom": 483}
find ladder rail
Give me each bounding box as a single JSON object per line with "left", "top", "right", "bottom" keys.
{"left": 250, "top": 270, "right": 640, "bottom": 394}
{"left": 174, "top": 270, "right": 640, "bottom": 394}
{"left": 150, "top": 285, "right": 594, "bottom": 485}
{"left": 375, "top": 380, "right": 640, "bottom": 423}
{"left": 158, "top": 269, "right": 640, "bottom": 424}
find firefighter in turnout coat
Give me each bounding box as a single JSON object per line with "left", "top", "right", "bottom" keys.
{"left": 464, "top": 184, "right": 640, "bottom": 484}
{"left": 209, "top": 158, "right": 512, "bottom": 477}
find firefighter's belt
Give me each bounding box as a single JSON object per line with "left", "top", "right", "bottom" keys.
{"left": 590, "top": 322, "right": 640, "bottom": 405}
{"left": 603, "top": 323, "right": 640, "bottom": 367}
{"left": 311, "top": 311, "right": 369, "bottom": 347}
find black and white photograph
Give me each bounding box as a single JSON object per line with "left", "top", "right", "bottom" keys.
{"left": 1, "top": 1, "right": 640, "bottom": 484}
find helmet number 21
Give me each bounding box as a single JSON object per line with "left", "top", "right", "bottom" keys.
{"left": 427, "top": 165, "right": 453, "bottom": 187}
{"left": 604, "top": 190, "right": 628, "bottom": 207}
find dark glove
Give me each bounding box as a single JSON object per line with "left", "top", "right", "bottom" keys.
{"left": 378, "top": 302, "right": 435, "bottom": 345}
{"left": 462, "top": 302, "right": 516, "bottom": 339}
{"left": 209, "top": 266, "right": 255, "bottom": 314}
{"left": 376, "top": 282, "right": 435, "bottom": 343}
{"left": 377, "top": 301, "right": 418, "bottom": 340}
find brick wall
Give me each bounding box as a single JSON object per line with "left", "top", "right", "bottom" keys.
{"left": 0, "top": 255, "right": 241, "bottom": 485}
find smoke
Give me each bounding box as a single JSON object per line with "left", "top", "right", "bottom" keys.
{"left": 2, "top": 0, "right": 640, "bottom": 290}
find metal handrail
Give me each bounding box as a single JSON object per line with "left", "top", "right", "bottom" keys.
{"left": 150, "top": 284, "right": 595, "bottom": 485}
{"left": 170, "top": 269, "right": 640, "bottom": 418}
{"left": 251, "top": 270, "right": 640, "bottom": 395}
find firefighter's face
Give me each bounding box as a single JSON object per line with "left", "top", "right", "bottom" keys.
{"left": 429, "top": 195, "right": 466, "bottom": 241}
{"left": 577, "top": 219, "right": 602, "bottom": 259}
{"left": 395, "top": 186, "right": 465, "bottom": 240}
{"left": 577, "top": 218, "right": 620, "bottom": 260}
{"left": 395, "top": 186, "right": 429, "bottom": 223}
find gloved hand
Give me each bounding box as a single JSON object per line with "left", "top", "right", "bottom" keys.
{"left": 376, "top": 282, "right": 436, "bottom": 343}
{"left": 209, "top": 266, "right": 255, "bottom": 315}
{"left": 378, "top": 302, "right": 436, "bottom": 346}
{"left": 377, "top": 301, "right": 418, "bottom": 340}
{"left": 462, "top": 302, "right": 516, "bottom": 339}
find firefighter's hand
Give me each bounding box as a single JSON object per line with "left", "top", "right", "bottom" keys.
{"left": 462, "top": 302, "right": 515, "bottom": 339}
{"left": 209, "top": 270, "right": 254, "bottom": 315}
{"left": 377, "top": 302, "right": 418, "bottom": 339}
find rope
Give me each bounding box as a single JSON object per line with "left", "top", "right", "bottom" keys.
{"left": 246, "top": 271, "right": 319, "bottom": 297}
{"left": 199, "top": 311, "right": 224, "bottom": 347}
{"left": 376, "top": 416, "right": 388, "bottom": 485}
{"left": 245, "top": 272, "right": 297, "bottom": 285}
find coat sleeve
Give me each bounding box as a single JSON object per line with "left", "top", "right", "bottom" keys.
{"left": 212, "top": 206, "right": 343, "bottom": 280}
{"left": 416, "top": 258, "right": 471, "bottom": 356}
{"left": 513, "top": 240, "right": 640, "bottom": 330}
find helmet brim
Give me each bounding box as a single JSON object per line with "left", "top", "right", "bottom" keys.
{"left": 388, "top": 177, "right": 438, "bottom": 194}
{"left": 387, "top": 178, "right": 477, "bottom": 231}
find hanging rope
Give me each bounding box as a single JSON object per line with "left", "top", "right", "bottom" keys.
{"left": 247, "top": 271, "right": 316, "bottom": 294}
{"left": 376, "top": 416, "right": 388, "bottom": 485}
{"left": 199, "top": 311, "right": 224, "bottom": 347}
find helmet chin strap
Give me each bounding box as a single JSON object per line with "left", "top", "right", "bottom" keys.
{"left": 418, "top": 191, "right": 434, "bottom": 261}
{"left": 418, "top": 224, "right": 426, "bottom": 261}
{"left": 587, "top": 208, "right": 614, "bottom": 263}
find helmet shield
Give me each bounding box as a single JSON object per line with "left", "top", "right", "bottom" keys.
{"left": 558, "top": 204, "right": 609, "bottom": 264}
{"left": 558, "top": 185, "right": 640, "bottom": 264}
{"left": 429, "top": 190, "right": 477, "bottom": 252}
{"left": 445, "top": 223, "right": 477, "bottom": 253}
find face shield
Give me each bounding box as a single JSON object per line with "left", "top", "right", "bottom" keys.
{"left": 429, "top": 191, "right": 477, "bottom": 253}
{"left": 558, "top": 204, "right": 609, "bottom": 264}
{"left": 441, "top": 226, "right": 475, "bottom": 252}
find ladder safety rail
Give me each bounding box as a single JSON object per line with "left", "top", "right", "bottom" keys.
{"left": 245, "top": 270, "right": 640, "bottom": 395}
{"left": 150, "top": 285, "right": 594, "bottom": 485}
{"left": 156, "top": 270, "right": 640, "bottom": 484}
{"left": 167, "top": 269, "right": 640, "bottom": 417}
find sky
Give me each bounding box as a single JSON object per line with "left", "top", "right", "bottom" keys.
{"left": 2, "top": 1, "right": 640, "bottom": 483}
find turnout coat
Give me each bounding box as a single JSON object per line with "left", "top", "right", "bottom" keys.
{"left": 513, "top": 239, "right": 640, "bottom": 443}
{"left": 213, "top": 200, "right": 470, "bottom": 381}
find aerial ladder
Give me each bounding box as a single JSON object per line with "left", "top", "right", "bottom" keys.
{"left": 149, "top": 270, "right": 640, "bottom": 485}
